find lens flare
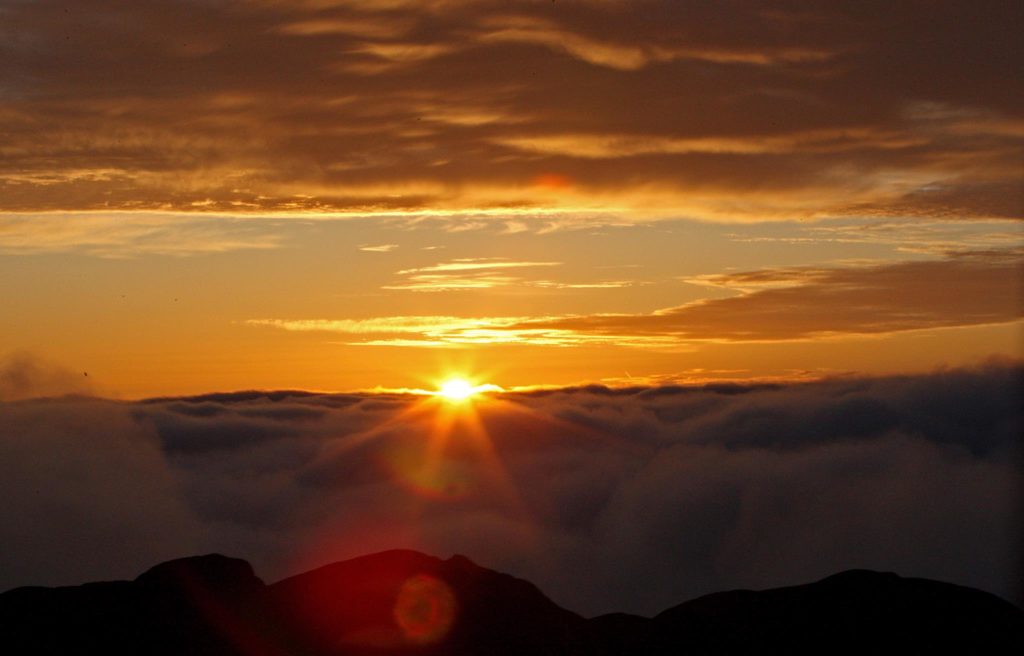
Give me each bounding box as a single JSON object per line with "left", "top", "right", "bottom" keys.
{"left": 393, "top": 574, "right": 457, "bottom": 644}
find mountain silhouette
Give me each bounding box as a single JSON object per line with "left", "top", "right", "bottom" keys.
{"left": 2, "top": 551, "right": 1021, "bottom": 655}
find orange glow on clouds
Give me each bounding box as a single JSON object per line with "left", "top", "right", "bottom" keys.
{"left": 532, "top": 173, "right": 574, "bottom": 190}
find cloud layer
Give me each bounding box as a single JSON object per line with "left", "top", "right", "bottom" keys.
{"left": 1, "top": 362, "right": 1020, "bottom": 615}
{"left": 1, "top": 0, "right": 1020, "bottom": 219}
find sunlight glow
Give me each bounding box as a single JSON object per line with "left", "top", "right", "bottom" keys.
{"left": 434, "top": 378, "right": 503, "bottom": 402}
{"left": 438, "top": 378, "right": 476, "bottom": 401}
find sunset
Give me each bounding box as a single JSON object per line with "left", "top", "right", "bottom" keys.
{"left": 1, "top": 1, "right": 1021, "bottom": 653}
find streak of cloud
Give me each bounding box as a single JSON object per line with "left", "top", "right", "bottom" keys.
{"left": 359, "top": 243, "right": 399, "bottom": 252}
{"left": 0, "top": 214, "right": 285, "bottom": 257}
{"left": 248, "top": 250, "right": 1024, "bottom": 347}
{"left": 383, "top": 257, "right": 569, "bottom": 292}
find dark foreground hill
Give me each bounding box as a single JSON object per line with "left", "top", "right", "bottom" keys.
{"left": 2, "top": 551, "right": 1021, "bottom": 655}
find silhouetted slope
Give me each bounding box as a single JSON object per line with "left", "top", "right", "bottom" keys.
{"left": 268, "top": 549, "right": 601, "bottom": 655}
{"left": 1, "top": 554, "right": 1021, "bottom": 655}
{"left": 648, "top": 569, "right": 1024, "bottom": 655}
{"left": 589, "top": 612, "right": 659, "bottom": 654}
{"left": 0, "top": 555, "right": 268, "bottom": 655}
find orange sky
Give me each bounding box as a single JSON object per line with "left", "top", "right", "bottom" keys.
{"left": 0, "top": 0, "right": 1021, "bottom": 398}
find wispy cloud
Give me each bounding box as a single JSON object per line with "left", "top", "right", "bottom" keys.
{"left": 245, "top": 315, "right": 678, "bottom": 349}
{"left": 396, "top": 258, "right": 561, "bottom": 275}
{"left": 380, "top": 258, "right": 635, "bottom": 292}
{"left": 727, "top": 219, "right": 1023, "bottom": 256}
{"left": 246, "top": 316, "right": 512, "bottom": 335}
{"left": 532, "top": 280, "right": 633, "bottom": 290}
{"left": 0, "top": 214, "right": 284, "bottom": 257}
{"left": 515, "top": 250, "right": 1024, "bottom": 342}
{"left": 359, "top": 243, "right": 399, "bottom": 252}
{"left": 249, "top": 250, "right": 1023, "bottom": 348}
{"left": 0, "top": 351, "right": 95, "bottom": 401}
{"left": 385, "top": 257, "right": 561, "bottom": 292}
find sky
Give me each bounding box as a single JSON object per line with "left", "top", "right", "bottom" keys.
{"left": 0, "top": 0, "right": 1021, "bottom": 615}
{"left": 0, "top": 0, "right": 1020, "bottom": 396}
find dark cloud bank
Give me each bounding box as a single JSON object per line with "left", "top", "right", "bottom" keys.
{"left": 1, "top": 0, "right": 1020, "bottom": 218}
{"left": 1, "top": 362, "right": 1021, "bottom": 615}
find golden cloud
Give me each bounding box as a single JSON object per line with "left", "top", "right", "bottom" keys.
{"left": 248, "top": 250, "right": 1024, "bottom": 347}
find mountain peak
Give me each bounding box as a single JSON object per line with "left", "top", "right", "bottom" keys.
{"left": 817, "top": 568, "right": 901, "bottom": 583}
{"left": 136, "top": 553, "right": 262, "bottom": 586}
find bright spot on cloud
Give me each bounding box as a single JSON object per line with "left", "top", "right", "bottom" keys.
{"left": 532, "top": 173, "right": 574, "bottom": 190}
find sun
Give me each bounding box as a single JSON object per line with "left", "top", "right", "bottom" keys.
{"left": 438, "top": 378, "right": 477, "bottom": 402}
{"left": 430, "top": 377, "right": 503, "bottom": 403}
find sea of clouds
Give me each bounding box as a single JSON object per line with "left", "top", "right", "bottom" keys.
{"left": 1, "top": 356, "right": 1020, "bottom": 615}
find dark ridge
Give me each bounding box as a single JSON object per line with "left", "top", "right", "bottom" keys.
{"left": 2, "top": 554, "right": 1021, "bottom": 655}
{"left": 135, "top": 554, "right": 264, "bottom": 599}
{"left": 649, "top": 569, "right": 1024, "bottom": 654}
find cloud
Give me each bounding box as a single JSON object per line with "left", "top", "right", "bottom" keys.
{"left": 248, "top": 250, "right": 1024, "bottom": 347}
{"left": 245, "top": 315, "right": 677, "bottom": 348}
{"left": 1, "top": 362, "right": 1020, "bottom": 616}
{"left": 0, "top": 0, "right": 1019, "bottom": 220}
{"left": 246, "top": 315, "right": 520, "bottom": 336}
{"left": 726, "top": 218, "right": 1023, "bottom": 255}
{"left": 0, "top": 213, "right": 284, "bottom": 257}
{"left": 491, "top": 128, "right": 927, "bottom": 159}
{"left": 515, "top": 249, "right": 1024, "bottom": 342}
{"left": 0, "top": 398, "right": 203, "bottom": 587}
{"left": 359, "top": 243, "right": 399, "bottom": 252}
{"left": 385, "top": 257, "right": 564, "bottom": 291}
{"left": 0, "top": 351, "right": 94, "bottom": 401}
{"left": 395, "top": 258, "right": 561, "bottom": 275}
{"left": 476, "top": 14, "right": 838, "bottom": 71}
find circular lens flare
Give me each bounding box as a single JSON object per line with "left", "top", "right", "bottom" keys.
{"left": 393, "top": 575, "right": 457, "bottom": 644}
